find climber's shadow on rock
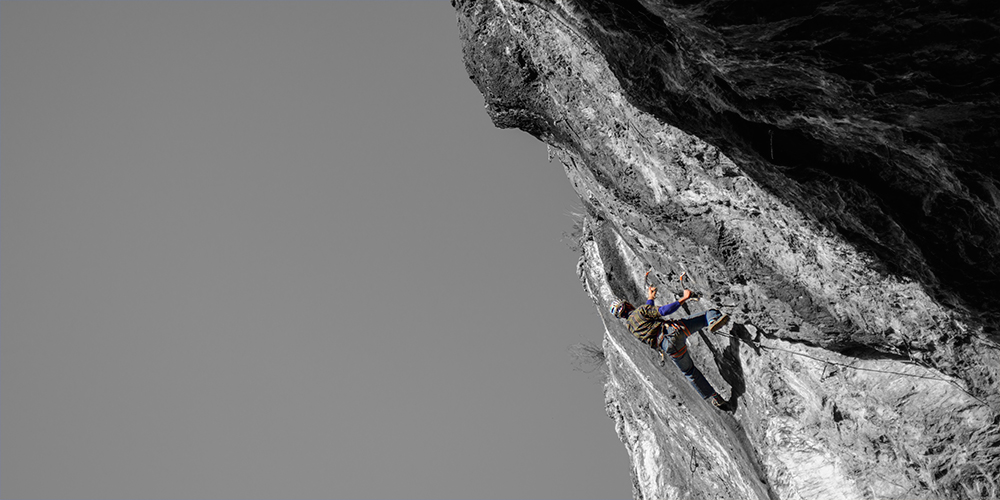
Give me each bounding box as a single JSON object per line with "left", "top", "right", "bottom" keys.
{"left": 699, "top": 323, "right": 756, "bottom": 412}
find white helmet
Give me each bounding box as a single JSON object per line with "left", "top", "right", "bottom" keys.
{"left": 609, "top": 299, "right": 628, "bottom": 318}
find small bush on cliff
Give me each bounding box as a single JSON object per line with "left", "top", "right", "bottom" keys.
{"left": 570, "top": 341, "right": 607, "bottom": 380}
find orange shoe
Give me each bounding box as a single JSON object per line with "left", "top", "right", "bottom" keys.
{"left": 711, "top": 393, "right": 730, "bottom": 411}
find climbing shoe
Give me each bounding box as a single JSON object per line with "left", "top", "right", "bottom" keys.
{"left": 711, "top": 394, "right": 730, "bottom": 412}
{"left": 708, "top": 313, "right": 730, "bottom": 333}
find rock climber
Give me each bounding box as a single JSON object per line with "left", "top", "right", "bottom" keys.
{"left": 609, "top": 286, "right": 731, "bottom": 410}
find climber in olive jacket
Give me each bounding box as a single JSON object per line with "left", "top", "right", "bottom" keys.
{"left": 610, "top": 286, "right": 730, "bottom": 409}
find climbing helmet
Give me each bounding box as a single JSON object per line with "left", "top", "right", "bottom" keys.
{"left": 610, "top": 299, "right": 628, "bottom": 318}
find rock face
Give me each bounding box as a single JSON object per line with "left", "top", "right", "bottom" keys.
{"left": 453, "top": 1, "right": 1000, "bottom": 499}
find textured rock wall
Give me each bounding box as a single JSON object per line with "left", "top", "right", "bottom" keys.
{"left": 454, "top": 1, "right": 1000, "bottom": 499}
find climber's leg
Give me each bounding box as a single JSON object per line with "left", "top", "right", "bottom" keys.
{"left": 671, "top": 350, "right": 717, "bottom": 399}
{"left": 677, "top": 309, "right": 728, "bottom": 334}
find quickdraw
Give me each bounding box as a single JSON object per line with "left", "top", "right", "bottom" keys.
{"left": 644, "top": 267, "right": 699, "bottom": 302}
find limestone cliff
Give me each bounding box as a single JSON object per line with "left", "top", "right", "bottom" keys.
{"left": 453, "top": 1, "right": 1000, "bottom": 499}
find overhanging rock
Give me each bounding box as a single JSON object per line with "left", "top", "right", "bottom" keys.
{"left": 454, "top": 1, "right": 1000, "bottom": 499}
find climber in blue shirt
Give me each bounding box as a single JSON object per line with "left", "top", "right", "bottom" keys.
{"left": 610, "top": 286, "right": 731, "bottom": 410}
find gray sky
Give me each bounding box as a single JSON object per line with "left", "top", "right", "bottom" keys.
{"left": 0, "top": 1, "right": 630, "bottom": 498}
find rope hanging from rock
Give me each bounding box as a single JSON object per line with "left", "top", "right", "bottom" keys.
{"left": 711, "top": 330, "right": 991, "bottom": 407}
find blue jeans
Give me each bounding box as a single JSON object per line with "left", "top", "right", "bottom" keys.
{"left": 664, "top": 310, "right": 723, "bottom": 399}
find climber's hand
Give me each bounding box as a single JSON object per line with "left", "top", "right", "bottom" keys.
{"left": 679, "top": 289, "right": 693, "bottom": 303}
{"left": 647, "top": 286, "right": 657, "bottom": 301}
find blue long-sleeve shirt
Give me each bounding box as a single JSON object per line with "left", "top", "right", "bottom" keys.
{"left": 649, "top": 299, "right": 681, "bottom": 317}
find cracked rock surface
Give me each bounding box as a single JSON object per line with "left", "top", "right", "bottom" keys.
{"left": 454, "top": 1, "right": 1000, "bottom": 498}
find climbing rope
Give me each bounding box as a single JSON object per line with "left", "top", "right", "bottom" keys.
{"left": 710, "top": 329, "right": 991, "bottom": 407}
{"left": 641, "top": 267, "right": 993, "bottom": 406}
